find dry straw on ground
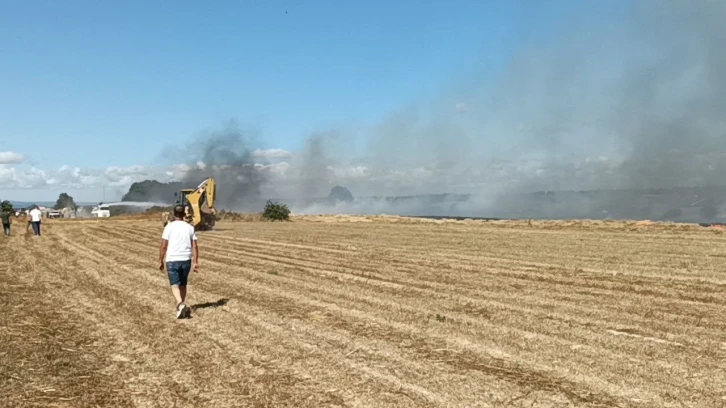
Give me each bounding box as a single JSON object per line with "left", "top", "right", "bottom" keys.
{"left": 1, "top": 215, "right": 725, "bottom": 407}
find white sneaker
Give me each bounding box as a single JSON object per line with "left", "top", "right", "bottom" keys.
{"left": 176, "top": 303, "right": 186, "bottom": 319}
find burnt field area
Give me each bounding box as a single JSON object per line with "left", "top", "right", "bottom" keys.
{"left": 1, "top": 216, "right": 725, "bottom": 407}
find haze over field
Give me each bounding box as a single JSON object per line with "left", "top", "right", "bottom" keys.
{"left": 119, "top": 1, "right": 726, "bottom": 221}
{"left": 4, "top": 2, "right": 726, "bottom": 221}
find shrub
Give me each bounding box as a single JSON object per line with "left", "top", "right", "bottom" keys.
{"left": 263, "top": 200, "right": 290, "bottom": 221}
{"left": 1, "top": 200, "right": 12, "bottom": 213}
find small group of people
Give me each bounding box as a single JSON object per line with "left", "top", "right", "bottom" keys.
{"left": 1, "top": 206, "right": 42, "bottom": 237}
{"left": 159, "top": 204, "right": 200, "bottom": 319}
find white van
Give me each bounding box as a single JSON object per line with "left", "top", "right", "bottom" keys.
{"left": 91, "top": 204, "right": 111, "bottom": 218}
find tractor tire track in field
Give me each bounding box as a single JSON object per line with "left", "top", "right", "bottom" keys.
{"left": 81, "top": 223, "right": 726, "bottom": 403}
{"left": 53, "top": 228, "right": 445, "bottom": 406}
{"left": 2, "top": 218, "right": 726, "bottom": 407}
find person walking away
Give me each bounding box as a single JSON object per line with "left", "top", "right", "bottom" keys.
{"left": 158, "top": 205, "right": 199, "bottom": 319}
{"left": 29, "top": 206, "right": 42, "bottom": 236}
{"left": 1, "top": 209, "right": 11, "bottom": 236}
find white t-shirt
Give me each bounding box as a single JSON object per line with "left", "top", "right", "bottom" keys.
{"left": 162, "top": 220, "right": 198, "bottom": 262}
{"left": 29, "top": 208, "right": 42, "bottom": 222}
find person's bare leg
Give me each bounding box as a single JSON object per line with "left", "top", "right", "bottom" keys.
{"left": 170, "top": 285, "right": 183, "bottom": 305}
{"left": 179, "top": 285, "right": 187, "bottom": 303}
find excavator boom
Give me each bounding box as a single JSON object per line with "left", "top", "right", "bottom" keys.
{"left": 173, "top": 178, "right": 217, "bottom": 231}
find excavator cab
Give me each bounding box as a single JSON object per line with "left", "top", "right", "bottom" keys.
{"left": 172, "top": 178, "right": 217, "bottom": 231}
{"left": 174, "top": 190, "right": 194, "bottom": 222}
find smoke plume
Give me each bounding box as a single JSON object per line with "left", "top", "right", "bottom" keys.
{"left": 179, "top": 122, "right": 268, "bottom": 210}
{"left": 486, "top": 0, "right": 726, "bottom": 191}
{"left": 297, "top": 133, "right": 331, "bottom": 199}
{"left": 131, "top": 1, "right": 726, "bottom": 222}
{"left": 285, "top": 0, "right": 726, "bottom": 221}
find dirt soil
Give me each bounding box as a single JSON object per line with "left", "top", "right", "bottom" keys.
{"left": 1, "top": 217, "right": 725, "bottom": 407}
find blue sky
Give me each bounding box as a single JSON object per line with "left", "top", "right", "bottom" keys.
{"left": 0, "top": 1, "right": 592, "bottom": 166}
{"left": 0, "top": 0, "right": 629, "bottom": 201}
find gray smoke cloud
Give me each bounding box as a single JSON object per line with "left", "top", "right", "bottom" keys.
{"left": 152, "top": 120, "right": 269, "bottom": 211}
{"left": 283, "top": 0, "right": 726, "bottom": 221}
{"left": 132, "top": 1, "right": 726, "bottom": 222}
{"left": 610, "top": 1, "right": 726, "bottom": 189}
{"left": 297, "top": 132, "right": 332, "bottom": 199}
{"left": 499, "top": 0, "right": 726, "bottom": 191}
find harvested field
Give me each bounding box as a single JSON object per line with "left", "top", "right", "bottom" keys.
{"left": 1, "top": 216, "right": 726, "bottom": 407}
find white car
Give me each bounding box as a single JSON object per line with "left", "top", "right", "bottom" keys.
{"left": 47, "top": 210, "right": 62, "bottom": 218}
{"left": 91, "top": 204, "right": 111, "bottom": 218}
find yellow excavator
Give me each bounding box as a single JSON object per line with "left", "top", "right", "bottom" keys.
{"left": 162, "top": 177, "right": 217, "bottom": 231}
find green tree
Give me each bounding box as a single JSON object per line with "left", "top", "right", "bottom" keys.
{"left": 1, "top": 200, "right": 13, "bottom": 213}
{"left": 54, "top": 193, "right": 77, "bottom": 210}
{"left": 262, "top": 200, "right": 291, "bottom": 221}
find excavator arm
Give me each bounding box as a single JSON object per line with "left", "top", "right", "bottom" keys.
{"left": 179, "top": 178, "right": 217, "bottom": 231}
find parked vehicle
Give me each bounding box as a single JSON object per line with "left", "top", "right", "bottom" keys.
{"left": 91, "top": 204, "right": 111, "bottom": 218}
{"left": 47, "top": 210, "right": 62, "bottom": 218}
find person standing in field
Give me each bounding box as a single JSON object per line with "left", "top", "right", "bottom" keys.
{"left": 158, "top": 205, "right": 199, "bottom": 319}
{"left": 28, "top": 206, "right": 42, "bottom": 236}
{"left": 1, "top": 208, "right": 11, "bottom": 236}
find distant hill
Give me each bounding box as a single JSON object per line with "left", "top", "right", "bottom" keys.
{"left": 121, "top": 180, "right": 192, "bottom": 203}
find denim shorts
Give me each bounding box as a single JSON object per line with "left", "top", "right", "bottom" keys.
{"left": 166, "top": 260, "right": 192, "bottom": 286}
